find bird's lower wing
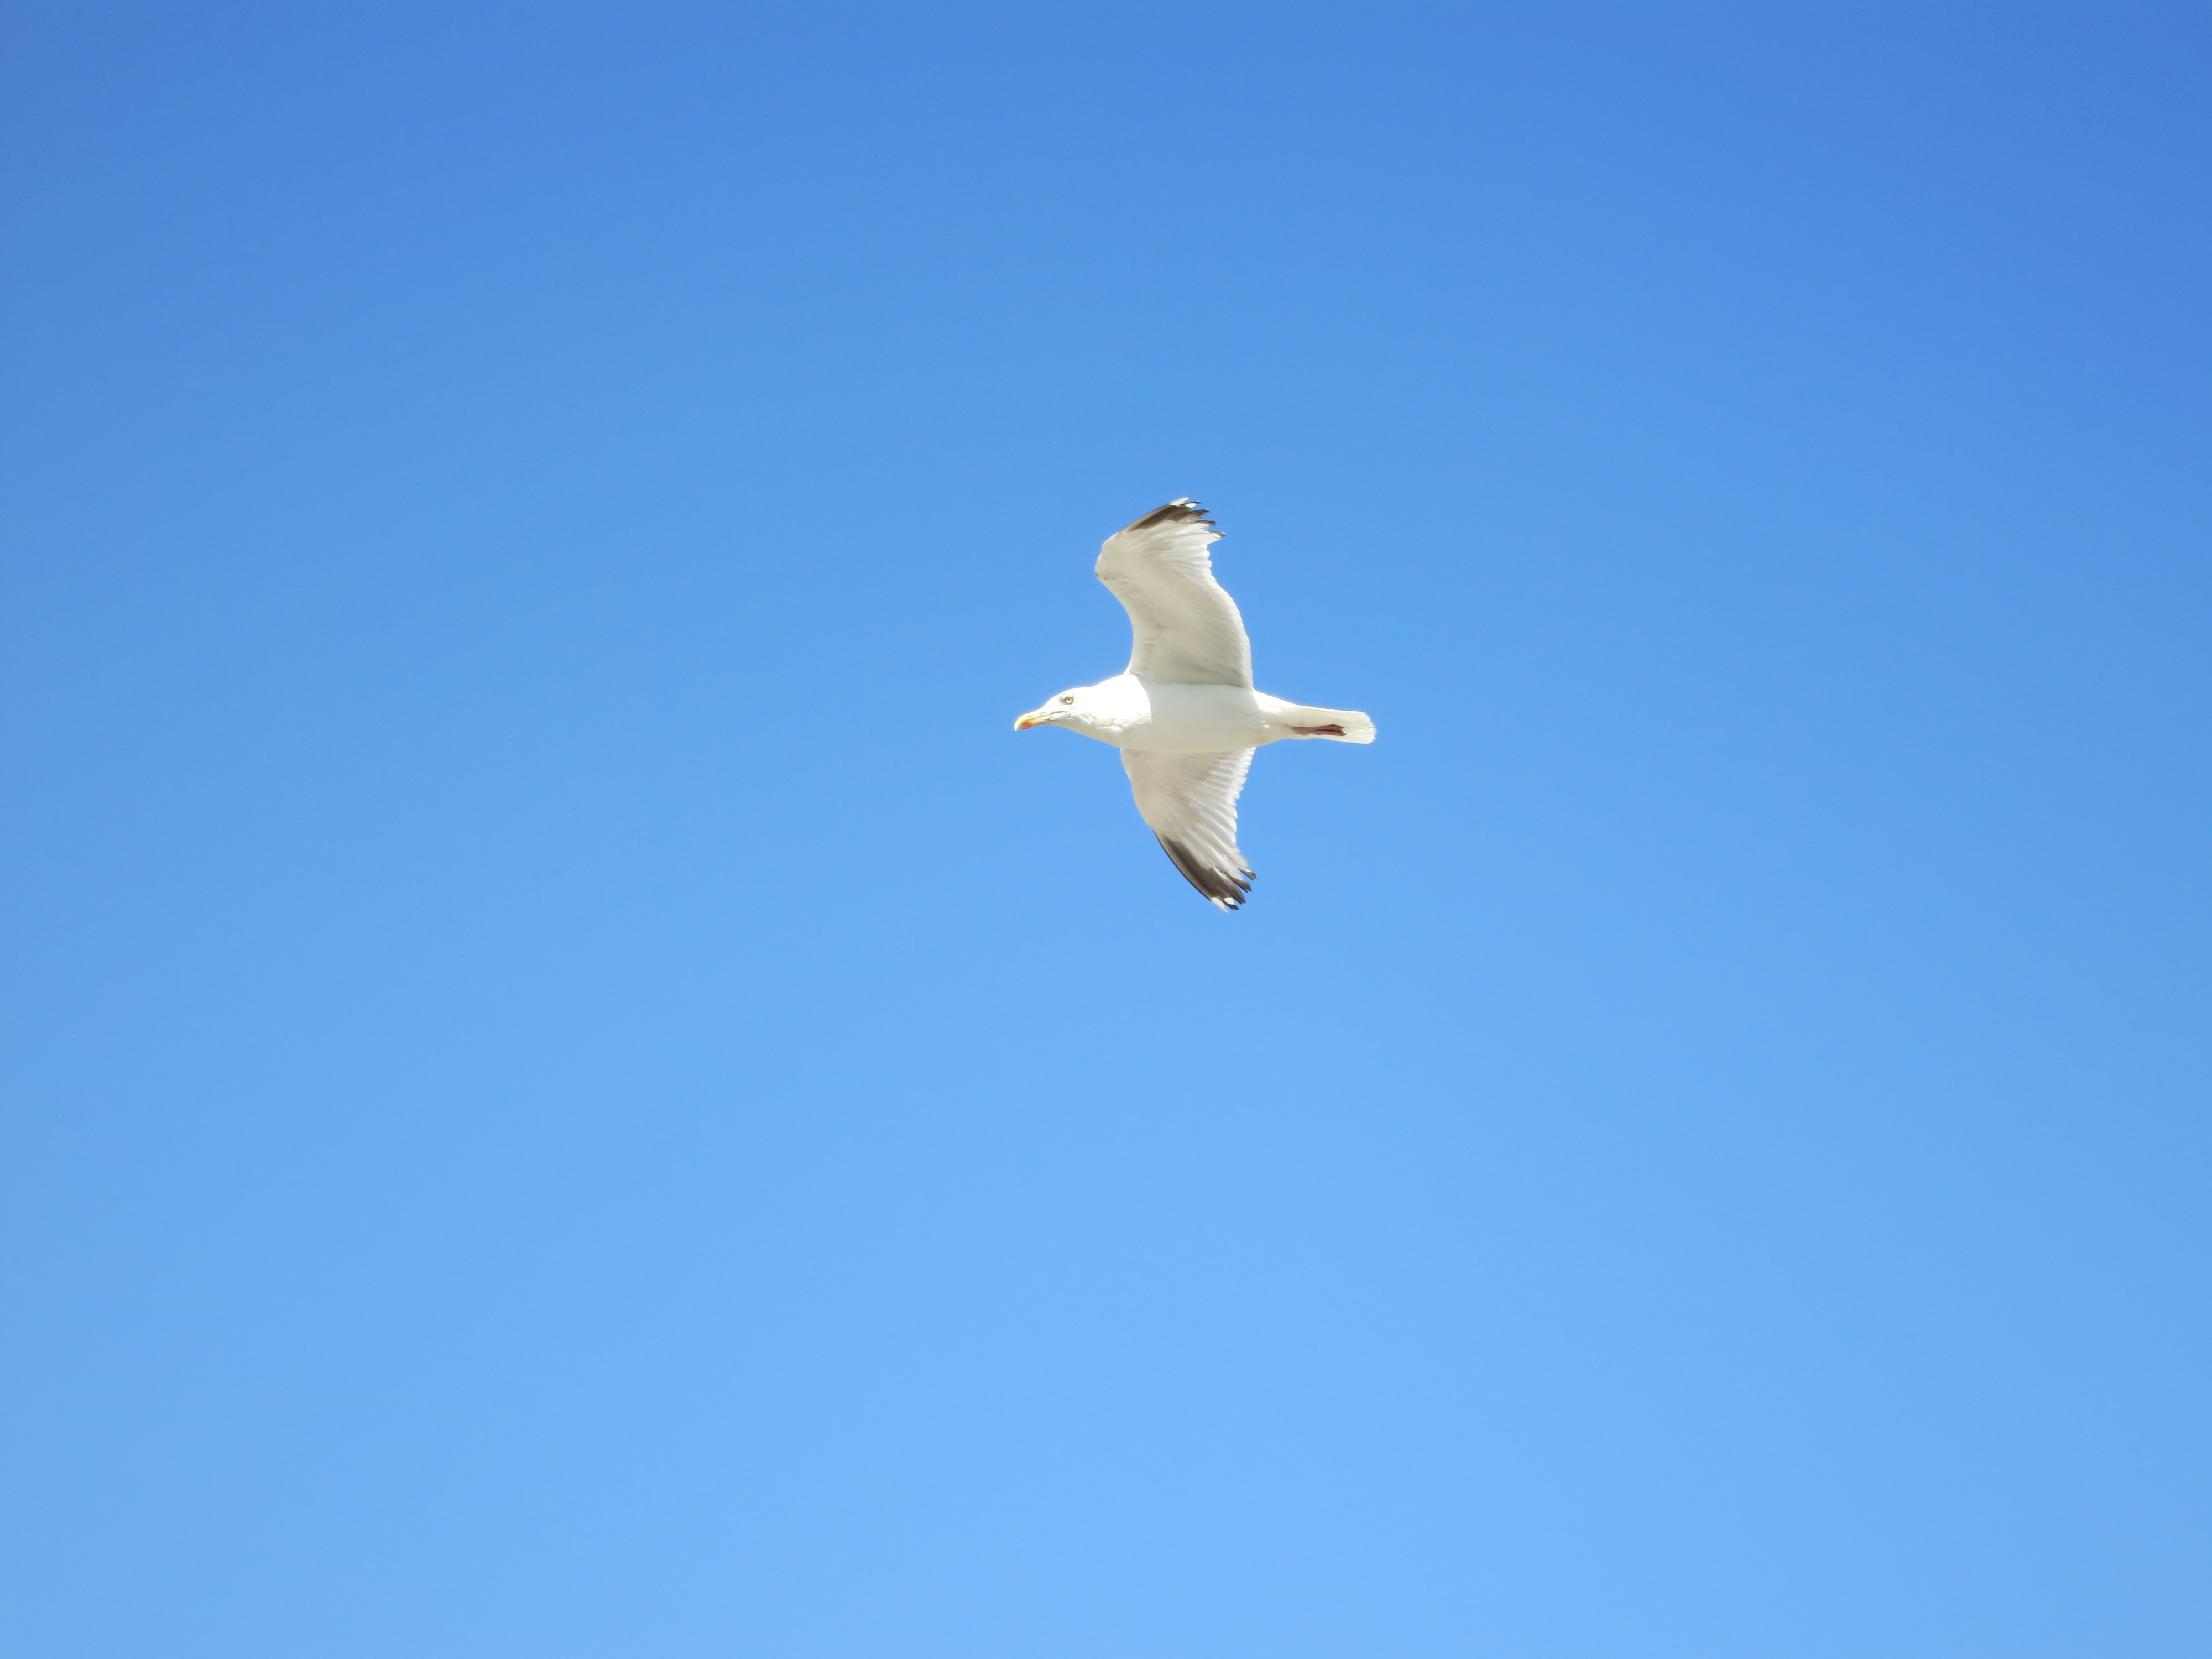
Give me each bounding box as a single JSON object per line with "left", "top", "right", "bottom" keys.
{"left": 1123, "top": 748, "right": 1256, "bottom": 909}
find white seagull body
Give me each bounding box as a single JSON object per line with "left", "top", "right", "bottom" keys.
{"left": 1014, "top": 499, "right": 1375, "bottom": 909}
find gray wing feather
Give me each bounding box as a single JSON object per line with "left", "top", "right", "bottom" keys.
{"left": 1095, "top": 499, "right": 1253, "bottom": 687}
{"left": 1123, "top": 747, "right": 1256, "bottom": 909}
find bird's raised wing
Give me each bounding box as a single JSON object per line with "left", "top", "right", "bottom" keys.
{"left": 1096, "top": 499, "right": 1251, "bottom": 687}
{"left": 1123, "top": 747, "right": 1256, "bottom": 910}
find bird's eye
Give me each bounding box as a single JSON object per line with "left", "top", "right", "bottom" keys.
{"left": 1060, "top": 696, "right": 1076, "bottom": 705}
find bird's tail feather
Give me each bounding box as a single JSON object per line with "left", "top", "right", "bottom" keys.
{"left": 1271, "top": 703, "right": 1376, "bottom": 743}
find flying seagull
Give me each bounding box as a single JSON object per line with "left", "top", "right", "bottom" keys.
{"left": 1014, "top": 499, "right": 1375, "bottom": 909}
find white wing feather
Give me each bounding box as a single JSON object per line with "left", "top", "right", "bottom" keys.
{"left": 1123, "top": 748, "right": 1256, "bottom": 909}
{"left": 1095, "top": 499, "right": 1251, "bottom": 687}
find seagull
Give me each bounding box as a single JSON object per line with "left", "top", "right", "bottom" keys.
{"left": 1014, "top": 499, "right": 1375, "bottom": 909}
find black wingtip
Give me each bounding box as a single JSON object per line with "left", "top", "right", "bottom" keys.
{"left": 1124, "top": 498, "right": 1219, "bottom": 536}
{"left": 1157, "top": 836, "right": 1254, "bottom": 910}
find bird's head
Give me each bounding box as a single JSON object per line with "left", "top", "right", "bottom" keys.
{"left": 1013, "top": 687, "right": 1090, "bottom": 731}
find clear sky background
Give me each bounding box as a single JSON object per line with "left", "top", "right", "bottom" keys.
{"left": 3, "top": 5, "right": 2208, "bottom": 1656}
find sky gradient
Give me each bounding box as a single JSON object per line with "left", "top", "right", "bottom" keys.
{"left": 4, "top": 6, "right": 2210, "bottom": 1656}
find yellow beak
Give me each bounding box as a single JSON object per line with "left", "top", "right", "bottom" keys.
{"left": 1013, "top": 710, "right": 1048, "bottom": 730}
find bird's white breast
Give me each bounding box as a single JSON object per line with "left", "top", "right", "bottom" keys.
{"left": 1089, "top": 675, "right": 1275, "bottom": 752}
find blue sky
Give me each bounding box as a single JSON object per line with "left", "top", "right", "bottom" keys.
{"left": 3, "top": 5, "right": 2208, "bottom": 1655}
